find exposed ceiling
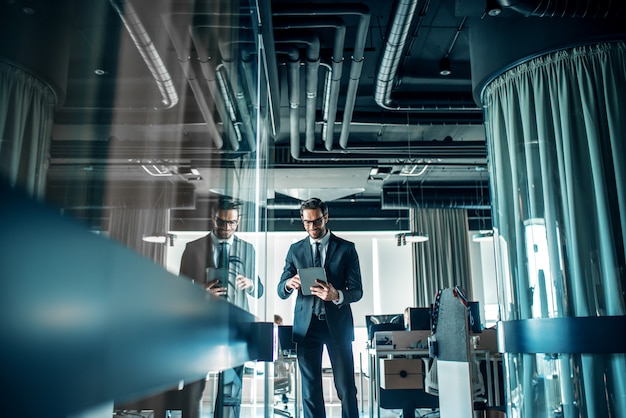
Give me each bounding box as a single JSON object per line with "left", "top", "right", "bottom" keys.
{"left": 5, "top": 0, "right": 623, "bottom": 232}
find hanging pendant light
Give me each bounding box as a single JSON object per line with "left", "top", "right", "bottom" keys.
{"left": 396, "top": 231, "right": 429, "bottom": 246}
{"left": 142, "top": 233, "right": 176, "bottom": 246}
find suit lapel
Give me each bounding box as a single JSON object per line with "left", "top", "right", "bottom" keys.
{"left": 325, "top": 233, "right": 337, "bottom": 267}
{"left": 206, "top": 235, "right": 217, "bottom": 268}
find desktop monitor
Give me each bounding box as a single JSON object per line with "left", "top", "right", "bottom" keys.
{"left": 406, "top": 307, "right": 432, "bottom": 331}
{"left": 468, "top": 301, "right": 482, "bottom": 333}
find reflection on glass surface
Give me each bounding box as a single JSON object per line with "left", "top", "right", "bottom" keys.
{"left": 1, "top": 0, "right": 271, "bottom": 413}
{"left": 0, "top": 0, "right": 268, "bottom": 311}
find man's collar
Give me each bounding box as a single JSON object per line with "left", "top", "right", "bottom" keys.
{"left": 210, "top": 232, "right": 234, "bottom": 246}
{"left": 309, "top": 230, "right": 330, "bottom": 246}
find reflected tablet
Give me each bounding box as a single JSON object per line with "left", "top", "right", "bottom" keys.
{"left": 298, "top": 267, "right": 327, "bottom": 295}
{"left": 206, "top": 267, "right": 229, "bottom": 287}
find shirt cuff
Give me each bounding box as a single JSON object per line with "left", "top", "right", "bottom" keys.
{"left": 333, "top": 290, "right": 344, "bottom": 305}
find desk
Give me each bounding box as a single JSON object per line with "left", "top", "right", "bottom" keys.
{"left": 367, "top": 348, "right": 435, "bottom": 418}
{"left": 366, "top": 348, "right": 501, "bottom": 418}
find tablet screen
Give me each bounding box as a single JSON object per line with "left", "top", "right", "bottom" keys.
{"left": 298, "top": 267, "right": 327, "bottom": 295}
{"left": 206, "top": 267, "right": 229, "bottom": 287}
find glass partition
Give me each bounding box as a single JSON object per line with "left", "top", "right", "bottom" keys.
{"left": 2, "top": 3, "right": 272, "bottom": 298}
{"left": 1, "top": 0, "right": 271, "bottom": 415}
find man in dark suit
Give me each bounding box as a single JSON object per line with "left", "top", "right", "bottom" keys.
{"left": 179, "top": 197, "right": 264, "bottom": 418}
{"left": 277, "top": 198, "right": 363, "bottom": 418}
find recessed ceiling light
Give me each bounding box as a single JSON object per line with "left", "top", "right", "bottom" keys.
{"left": 486, "top": 0, "right": 502, "bottom": 16}
{"left": 94, "top": 69, "right": 106, "bottom": 76}
{"left": 439, "top": 58, "right": 451, "bottom": 76}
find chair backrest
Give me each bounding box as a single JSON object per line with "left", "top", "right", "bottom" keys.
{"left": 277, "top": 325, "right": 295, "bottom": 355}
{"left": 365, "top": 314, "right": 404, "bottom": 341}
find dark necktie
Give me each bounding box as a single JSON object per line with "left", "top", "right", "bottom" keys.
{"left": 314, "top": 242, "right": 321, "bottom": 267}
{"left": 312, "top": 242, "right": 325, "bottom": 317}
{"left": 218, "top": 242, "right": 229, "bottom": 269}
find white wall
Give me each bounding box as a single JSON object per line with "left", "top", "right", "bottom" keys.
{"left": 166, "top": 230, "right": 416, "bottom": 327}
{"left": 166, "top": 229, "right": 498, "bottom": 371}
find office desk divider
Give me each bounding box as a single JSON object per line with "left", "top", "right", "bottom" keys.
{"left": 432, "top": 287, "right": 474, "bottom": 418}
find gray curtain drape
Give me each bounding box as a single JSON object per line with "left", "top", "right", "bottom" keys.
{"left": 0, "top": 61, "right": 56, "bottom": 198}
{"left": 483, "top": 42, "right": 626, "bottom": 418}
{"left": 412, "top": 208, "right": 471, "bottom": 307}
{"left": 108, "top": 208, "right": 169, "bottom": 266}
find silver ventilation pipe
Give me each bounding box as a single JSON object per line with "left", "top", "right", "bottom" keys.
{"left": 275, "top": 33, "right": 321, "bottom": 154}
{"left": 274, "top": 16, "right": 346, "bottom": 152}
{"left": 217, "top": 37, "right": 258, "bottom": 152}
{"left": 276, "top": 46, "right": 302, "bottom": 159}
{"left": 162, "top": 14, "right": 224, "bottom": 148}
{"left": 337, "top": 6, "right": 370, "bottom": 149}
{"left": 498, "top": 0, "right": 626, "bottom": 18}
{"left": 216, "top": 64, "right": 243, "bottom": 151}
{"left": 109, "top": 0, "right": 178, "bottom": 109}
{"left": 189, "top": 26, "right": 241, "bottom": 151}
{"left": 273, "top": 4, "right": 370, "bottom": 151}
{"left": 373, "top": 0, "right": 481, "bottom": 115}
{"left": 373, "top": 0, "right": 420, "bottom": 110}
{"left": 259, "top": 0, "right": 282, "bottom": 137}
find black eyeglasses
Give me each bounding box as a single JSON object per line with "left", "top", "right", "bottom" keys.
{"left": 215, "top": 217, "right": 239, "bottom": 227}
{"left": 302, "top": 216, "right": 324, "bottom": 227}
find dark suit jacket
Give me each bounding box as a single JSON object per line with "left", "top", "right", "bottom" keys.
{"left": 277, "top": 232, "right": 363, "bottom": 343}
{"left": 179, "top": 233, "right": 263, "bottom": 312}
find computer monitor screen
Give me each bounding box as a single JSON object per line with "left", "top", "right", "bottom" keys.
{"left": 406, "top": 307, "right": 432, "bottom": 331}
{"left": 277, "top": 325, "right": 296, "bottom": 354}
{"left": 365, "top": 314, "right": 404, "bottom": 341}
{"left": 468, "top": 301, "right": 482, "bottom": 333}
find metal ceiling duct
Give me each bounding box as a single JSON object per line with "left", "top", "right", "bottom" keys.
{"left": 190, "top": 27, "right": 241, "bottom": 151}
{"left": 381, "top": 184, "right": 491, "bottom": 209}
{"left": 497, "top": 0, "right": 626, "bottom": 18}
{"left": 276, "top": 45, "right": 302, "bottom": 159}
{"left": 273, "top": 4, "right": 370, "bottom": 151}
{"left": 374, "top": 0, "right": 419, "bottom": 109}
{"left": 274, "top": 14, "right": 347, "bottom": 152}
{"left": 374, "top": 0, "right": 482, "bottom": 114}
{"left": 109, "top": 0, "right": 178, "bottom": 109}
{"left": 275, "top": 32, "right": 322, "bottom": 158}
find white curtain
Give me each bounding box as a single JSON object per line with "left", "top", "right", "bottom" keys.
{"left": 0, "top": 61, "right": 56, "bottom": 198}
{"left": 483, "top": 42, "right": 626, "bottom": 418}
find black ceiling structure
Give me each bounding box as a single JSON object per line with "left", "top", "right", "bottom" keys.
{"left": 3, "top": 0, "right": 625, "bottom": 232}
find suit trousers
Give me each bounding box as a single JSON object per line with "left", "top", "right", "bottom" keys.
{"left": 297, "top": 316, "right": 359, "bottom": 418}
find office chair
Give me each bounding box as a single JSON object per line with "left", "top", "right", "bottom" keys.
{"left": 273, "top": 357, "right": 292, "bottom": 417}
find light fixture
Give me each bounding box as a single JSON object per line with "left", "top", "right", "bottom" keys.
{"left": 142, "top": 233, "right": 175, "bottom": 246}
{"left": 485, "top": 0, "right": 502, "bottom": 16}
{"left": 439, "top": 57, "right": 451, "bottom": 76}
{"left": 395, "top": 232, "right": 429, "bottom": 246}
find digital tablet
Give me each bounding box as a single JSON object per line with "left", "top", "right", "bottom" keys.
{"left": 298, "top": 267, "right": 327, "bottom": 296}
{"left": 206, "top": 267, "right": 229, "bottom": 287}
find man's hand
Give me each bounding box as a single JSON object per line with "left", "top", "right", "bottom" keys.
{"left": 286, "top": 274, "right": 301, "bottom": 291}
{"left": 236, "top": 274, "right": 253, "bottom": 290}
{"left": 206, "top": 279, "right": 227, "bottom": 297}
{"left": 310, "top": 279, "right": 339, "bottom": 301}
